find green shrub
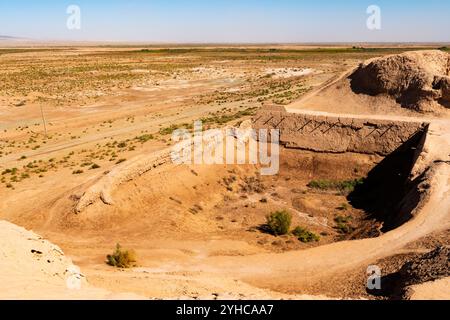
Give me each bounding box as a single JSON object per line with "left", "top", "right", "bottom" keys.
{"left": 266, "top": 210, "right": 292, "bottom": 236}
{"left": 106, "top": 244, "right": 137, "bottom": 268}
{"left": 292, "top": 227, "right": 320, "bottom": 243}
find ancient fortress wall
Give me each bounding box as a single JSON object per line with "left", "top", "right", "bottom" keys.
{"left": 252, "top": 106, "right": 429, "bottom": 156}
{"left": 76, "top": 106, "right": 431, "bottom": 213}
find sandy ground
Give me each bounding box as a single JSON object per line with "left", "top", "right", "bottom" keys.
{"left": 0, "top": 220, "right": 144, "bottom": 300}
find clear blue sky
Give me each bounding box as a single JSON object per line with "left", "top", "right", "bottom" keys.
{"left": 1, "top": 0, "right": 449, "bottom": 42}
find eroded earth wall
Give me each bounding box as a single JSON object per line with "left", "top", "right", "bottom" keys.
{"left": 253, "top": 106, "right": 429, "bottom": 156}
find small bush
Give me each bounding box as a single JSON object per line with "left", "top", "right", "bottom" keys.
{"left": 159, "top": 124, "right": 181, "bottom": 135}
{"left": 335, "top": 215, "right": 352, "bottom": 224}
{"left": 72, "top": 169, "right": 84, "bottom": 175}
{"left": 2, "top": 168, "right": 17, "bottom": 175}
{"left": 20, "top": 173, "right": 30, "bottom": 179}
{"left": 136, "top": 134, "right": 154, "bottom": 143}
{"left": 106, "top": 243, "right": 137, "bottom": 268}
{"left": 334, "top": 216, "right": 354, "bottom": 234}
{"left": 292, "top": 227, "right": 320, "bottom": 243}
{"left": 335, "top": 223, "right": 354, "bottom": 234}
{"left": 266, "top": 210, "right": 292, "bottom": 236}
{"left": 90, "top": 163, "right": 101, "bottom": 170}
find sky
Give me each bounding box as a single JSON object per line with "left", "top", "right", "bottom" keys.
{"left": 0, "top": 0, "right": 449, "bottom": 43}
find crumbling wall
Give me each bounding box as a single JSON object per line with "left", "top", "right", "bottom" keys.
{"left": 253, "top": 107, "right": 429, "bottom": 156}
{"left": 349, "top": 50, "right": 450, "bottom": 112}
{"left": 75, "top": 150, "right": 172, "bottom": 213}
{"left": 75, "top": 128, "right": 242, "bottom": 213}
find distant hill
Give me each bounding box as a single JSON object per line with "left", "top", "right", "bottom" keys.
{"left": 0, "top": 35, "right": 23, "bottom": 40}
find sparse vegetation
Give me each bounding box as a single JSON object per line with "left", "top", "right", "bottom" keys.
{"left": 292, "top": 227, "right": 320, "bottom": 243}
{"left": 334, "top": 216, "right": 354, "bottom": 234}
{"left": 106, "top": 243, "right": 137, "bottom": 268}
{"left": 307, "top": 178, "right": 364, "bottom": 194}
{"left": 159, "top": 123, "right": 194, "bottom": 135}
{"left": 200, "top": 107, "right": 258, "bottom": 126}
{"left": 136, "top": 134, "right": 154, "bottom": 143}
